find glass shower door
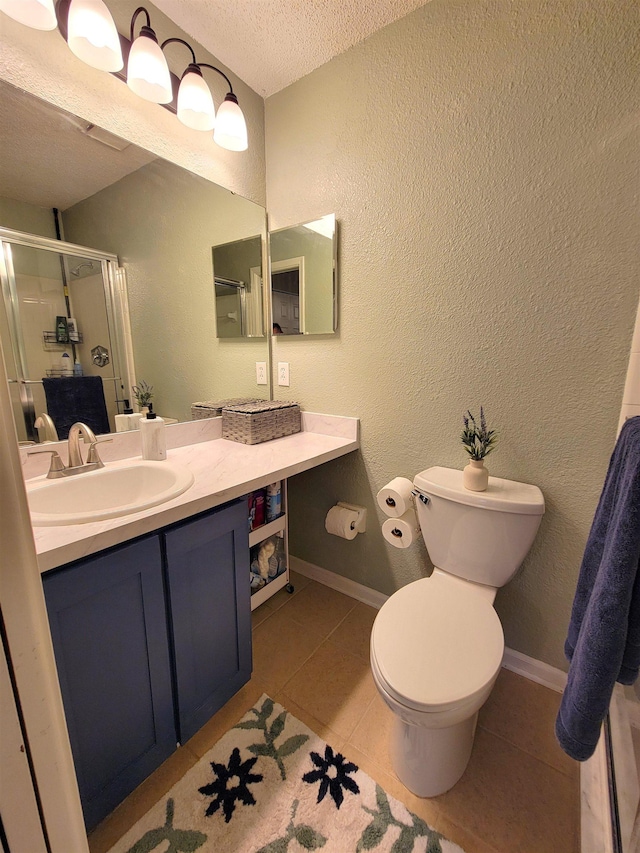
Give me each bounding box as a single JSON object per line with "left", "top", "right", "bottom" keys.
{"left": 0, "top": 229, "right": 129, "bottom": 443}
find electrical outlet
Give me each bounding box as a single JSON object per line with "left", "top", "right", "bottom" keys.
{"left": 256, "top": 362, "right": 267, "bottom": 385}
{"left": 278, "top": 362, "right": 290, "bottom": 387}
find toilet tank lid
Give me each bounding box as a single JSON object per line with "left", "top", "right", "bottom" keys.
{"left": 414, "top": 466, "right": 545, "bottom": 515}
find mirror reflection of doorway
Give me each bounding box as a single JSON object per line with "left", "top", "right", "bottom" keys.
{"left": 271, "top": 257, "right": 304, "bottom": 335}
{"left": 0, "top": 228, "right": 130, "bottom": 443}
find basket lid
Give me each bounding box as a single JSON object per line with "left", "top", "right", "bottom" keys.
{"left": 223, "top": 401, "right": 300, "bottom": 414}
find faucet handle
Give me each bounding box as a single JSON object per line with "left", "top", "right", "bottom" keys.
{"left": 27, "top": 448, "right": 66, "bottom": 478}
{"left": 87, "top": 438, "right": 112, "bottom": 467}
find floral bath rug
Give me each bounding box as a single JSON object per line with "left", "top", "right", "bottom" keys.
{"left": 107, "top": 695, "right": 466, "bottom": 853}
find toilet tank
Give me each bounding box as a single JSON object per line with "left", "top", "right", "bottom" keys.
{"left": 413, "top": 466, "right": 545, "bottom": 588}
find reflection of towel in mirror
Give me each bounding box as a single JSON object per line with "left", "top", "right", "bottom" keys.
{"left": 42, "top": 376, "right": 110, "bottom": 440}
{"left": 556, "top": 416, "right": 640, "bottom": 761}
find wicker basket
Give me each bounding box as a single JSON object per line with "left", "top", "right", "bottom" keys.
{"left": 191, "top": 398, "right": 260, "bottom": 420}
{"left": 222, "top": 401, "right": 301, "bottom": 444}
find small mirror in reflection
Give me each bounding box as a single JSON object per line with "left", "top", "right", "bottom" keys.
{"left": 213, "top": 235, "right": 265, "bottom": 339}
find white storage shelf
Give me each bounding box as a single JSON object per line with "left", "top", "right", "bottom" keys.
{"left": 248, "top": 515, "right": 286, "bottom": 548}
{"left": 248, "top": 480, "right": 291, "bottom": 611}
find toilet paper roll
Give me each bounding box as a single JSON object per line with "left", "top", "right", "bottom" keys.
{"left": 382, "top": 510, "right": 418, "bottom": 549}
{"left": 377, "top": 477, "right": 414, "bottom": 518}
{"left": 325, "top": 505, "right": 359, "bottom": 540}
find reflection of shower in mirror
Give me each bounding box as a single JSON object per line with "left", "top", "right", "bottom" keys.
{"left": 70, "top": 261, "right": 95, "bottom": 277}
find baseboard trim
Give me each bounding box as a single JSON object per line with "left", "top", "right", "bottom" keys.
{"left": 501, "top": 647, "right": 567, "bottom": 693}
{"left": 290, "top": 556, "right": 389, "bottom": 609}
{"left": 290, "top": 555, "right": 569, "bottom": 691}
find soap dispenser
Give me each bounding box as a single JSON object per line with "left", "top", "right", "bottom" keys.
{"left": 115, "top": 399, "right": 134, "bottom": 432}
{"left": 140, "top": 404, "right": 166, "bottom": 460}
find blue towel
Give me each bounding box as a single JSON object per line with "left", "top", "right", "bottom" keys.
{"left": 556, "top": 416, "right": 640, "bottom": 761}
{"left": 42, "top": 376, "right": 110, "bottom": 440}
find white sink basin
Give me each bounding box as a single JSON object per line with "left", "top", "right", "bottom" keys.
{"left": 27, "top": 458, "right": 195, "bottom": 526}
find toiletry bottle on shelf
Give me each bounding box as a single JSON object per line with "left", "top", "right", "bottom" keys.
{"left": 73, "top": 358, "right": 83, "bottom": 376}
{"left": 60, "top": 352, "right": 73, "bottom": 375}
{"left": 115, "top": 399, "right": 134, "bottom": 432}
{"left": 140, "top": 404, "right": 166, "bottom": 460}
{"left": 55, "top": 315, "right": 69, "bottom": 343}
{"left": 266, "top": 481, "right": 282, "bottom": 522}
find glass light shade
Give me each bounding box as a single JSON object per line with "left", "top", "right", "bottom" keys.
{"left": 177, "top": 70, "right": 215, "bottom": 131}
{"left": 67, "top": 0, "right": 123, "bottom": 72}
{"left": 127, "top": 31, "right": 172, "bottom": 104}
{"left": 213, "top": 95, "right": 248, "bottom": 152}
{"left": 0, "top": 0, "right": 57, "bottom": 30}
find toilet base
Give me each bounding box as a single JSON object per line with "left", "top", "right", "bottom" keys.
{"left": 390, "top": 711, "right": 478, "bottom": 798}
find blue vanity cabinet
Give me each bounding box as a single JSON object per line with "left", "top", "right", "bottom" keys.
{"left": 42, "top": 535, "right": 175, "bottom": 832}
{"left": 164, "top": 498, "right": 252, "bottom": 743}
{"left": 42, "top": 499, "right": 252, "bottom": 830}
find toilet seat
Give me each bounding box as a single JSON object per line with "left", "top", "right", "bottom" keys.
{"left": 371, "top": 574, "right": 504, "bottom": 714}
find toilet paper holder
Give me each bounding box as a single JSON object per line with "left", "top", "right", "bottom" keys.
{"left": 386, "top": 488, "right": 428, "bottom": 537}
{"left": 336, "top": 501, "right": 367, "bottom": 534}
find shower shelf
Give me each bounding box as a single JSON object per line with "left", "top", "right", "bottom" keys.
{"left": 43, "top": 330, "right": 83, "bottom": 346}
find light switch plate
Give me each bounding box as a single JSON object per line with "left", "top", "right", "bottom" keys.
{"left": 278, "top": 362, "right": 290, "bottom": 387}
{"left": 256, "top": 362, "right": 267, "bottom": 385}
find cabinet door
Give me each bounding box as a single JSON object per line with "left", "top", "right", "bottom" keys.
{"left": 164, "top": 500, "right": 251, "bottom": 744}
{"left": 43, "top": 536, "right": 175, "bottom": 831}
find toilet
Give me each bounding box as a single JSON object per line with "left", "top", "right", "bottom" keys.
{"left": 370, "top": 465, "right": 545, "bottom": 797}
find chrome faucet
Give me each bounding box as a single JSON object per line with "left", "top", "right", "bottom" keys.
{"left": 28, "top": 422, "right": 111, "bottom": 479}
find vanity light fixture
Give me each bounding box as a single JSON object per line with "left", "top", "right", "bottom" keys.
{"left": 162, "top": 41, "right": 247, "bottom": 151}
{"left": 0, "top": 0, "right": 57, "bottom": 30}
{"left": 212, "top": 89, "right": 248, "bottom": 152}
{"left": 1, "top": 0, "right": 249, "bottom": 152}
{"left": 162, "top": 37, "right": 215, "bottom": 132}
{"left": 199, "top": 64, "right": 247, "bottom": 152}
{"left": 127, "top": 6, "right": 172, "bottom": 103}
{"left": 66, "top": 0, "right": 123, "bottom": 71}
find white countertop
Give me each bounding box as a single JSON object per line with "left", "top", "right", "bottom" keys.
{"left": 27, "top": 413, "right": 359, "bottom": 573}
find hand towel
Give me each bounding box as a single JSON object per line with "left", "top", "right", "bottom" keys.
{"left": 42, "top": 375, "right": 110, "bottom": 440}
{"left": 556, "top": 416, "right": 640, "bottom": 761}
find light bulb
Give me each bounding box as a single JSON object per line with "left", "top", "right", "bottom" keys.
{"left": 177, "top": 66, "right": 215, "bottom": 131}
{"left": 0, "top": 0, "right": 57, "bottom": 30}
{"left": 213, "top": 94, "right": 248, "bottom": 152}
{"left": 127, "top": 26, "right": 172, "bottom": 104}
{"left": 66, "top": 0, "right": 123, "bottom": 72}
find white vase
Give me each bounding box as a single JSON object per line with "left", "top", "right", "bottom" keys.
{"left": 463, "top": 459, "right": 489, "bottom": 491}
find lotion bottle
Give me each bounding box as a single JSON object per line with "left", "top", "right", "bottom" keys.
{"left": 140, "top": 404, "right": 166, "bottom": 460}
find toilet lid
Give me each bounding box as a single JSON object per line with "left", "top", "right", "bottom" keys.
{"left": 371, "top": 576, "right": 504, "bottom": 713}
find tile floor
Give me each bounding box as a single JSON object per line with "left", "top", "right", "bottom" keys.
{"left": 88, "top": 572, "right": 580, "bottom": 853}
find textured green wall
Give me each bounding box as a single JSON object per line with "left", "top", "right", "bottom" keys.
{"left": 266, "top": 0, "right": 640, "bottom": 669}
{"left": 63, "top": 160, "right": 268, "bottom": 421}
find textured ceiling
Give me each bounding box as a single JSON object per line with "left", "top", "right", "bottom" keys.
{"left": 0, "top": 82, "right": 155, "bottom": 210}
{"left": 152, "top": 0, "right": 431, "bottom": 97}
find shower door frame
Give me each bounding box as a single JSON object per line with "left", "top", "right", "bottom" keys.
{"left": 0, "top": 226, "right": 135, "bottom": 441}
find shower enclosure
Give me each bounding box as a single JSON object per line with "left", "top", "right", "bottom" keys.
{"left": 0, "top": 227, "right": 134, "bottom": 443}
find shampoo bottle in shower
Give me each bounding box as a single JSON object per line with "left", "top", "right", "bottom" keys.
{"left": 140, "top": 404, "right": 166, "bottom": 460}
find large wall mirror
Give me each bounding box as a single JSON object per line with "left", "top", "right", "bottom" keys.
{"left": 0, "top": 80, "right": 269, "bottom": 444}
{"left": 270, "top": 214, "right": 337, "bottom": 335}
